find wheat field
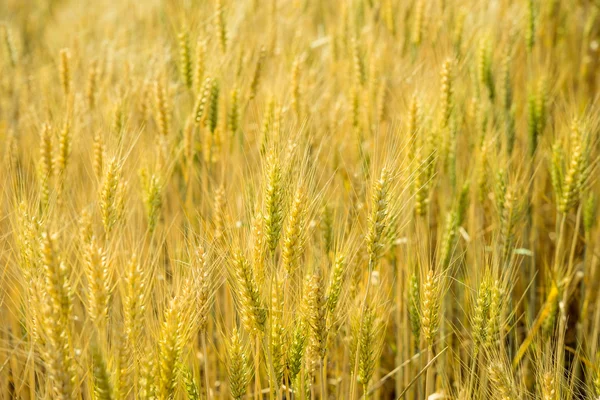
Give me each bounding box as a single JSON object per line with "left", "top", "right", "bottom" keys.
{"left": 1, "top": 0, "right": 600, "bottom": 399}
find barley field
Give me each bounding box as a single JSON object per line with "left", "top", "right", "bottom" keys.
{"left": 1, "top": 0, "right": 599, "bottom": 399}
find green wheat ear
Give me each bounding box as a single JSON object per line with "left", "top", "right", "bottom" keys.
{"left": 421, "top": 269, "right": 441, "bottom": 347}
{"left": 408, "top": 271, "right": 421, "bottom": 349}
{"left": 263, "top": 149, "right": 284, "bottom": 255}
{"left": 216, "top": 0, "right": 228, "bottom": 53}
{"left": 91, "top": 345, "right": 113, "bottom": 400}
{"left": 178, "top": 30, "right": 193, "bottom": 89}
{"left": 227, "top": 327, "right": 253, "bottom": 400}
{"left": 281, "top": 184, "right": 307, "bottom": 275}
{"left": 366, "top": 167, "right": 390, "bottom": 268}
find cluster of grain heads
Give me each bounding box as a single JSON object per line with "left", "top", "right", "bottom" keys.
{"left": 2, "top": 0, "right": 600, "bottom": 399}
